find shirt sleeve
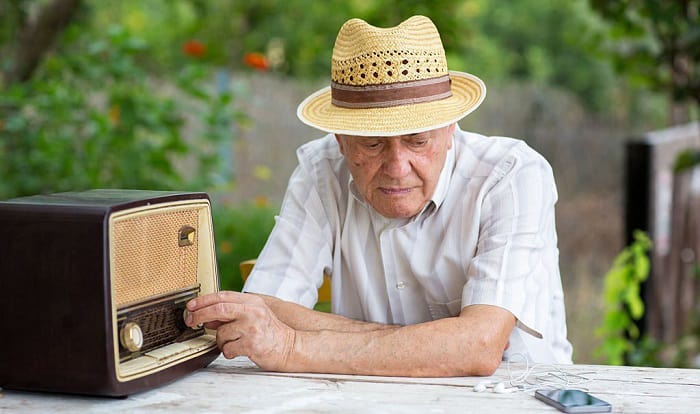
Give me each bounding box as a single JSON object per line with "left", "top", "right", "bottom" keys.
{"left": 242, "top": 161, "right": 334, "bottom": 308}
{"left": 461, "top": 145, "right": 560, "bottom": 339}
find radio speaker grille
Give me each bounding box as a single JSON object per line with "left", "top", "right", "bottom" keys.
{"left": 113, "top": 208, "right": 200, "bottom": 307}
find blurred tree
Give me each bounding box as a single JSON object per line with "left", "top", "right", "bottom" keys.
{"left": 0, "top": 1, "right": 262, "bottom": 293}
{"left": 0, "top": 25, "right": 238, "bottom": 199}
{"left": 3, "top": 1, "right": 643, "bottom": 115}
{"left": 0, "top": 0, "right": 241, "bottom": 199}
{"left": 1, "top": 0, "right": 82, "bottom": 84}
{"left": 91, "top": 0, "right": 619, "bottom": 112}
{"left": 466, "top": 0, "right": 618, "bottom": 111}
{"left": 589, "top": 0, "right": 700, "bottom": 123}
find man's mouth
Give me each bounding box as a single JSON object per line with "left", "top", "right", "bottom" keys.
{"left": 379, "top": 187, "right": 413, "bottom": 195}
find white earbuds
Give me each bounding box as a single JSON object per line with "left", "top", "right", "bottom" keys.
{"left": 473, "top": 381, "right": 490, "bottom": 392}
{"left": 473, "top": 380, "right": 517, "bottom": 394}
{"left": 493, "top": 382, "right": 516, "bottom": 393}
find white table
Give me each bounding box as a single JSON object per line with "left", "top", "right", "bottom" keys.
{"left": 1, "top": 355, "right": 698, "bottom": 413}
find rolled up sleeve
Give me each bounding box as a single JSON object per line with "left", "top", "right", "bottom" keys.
{"left": 243, "top": 163, "right": 333, "bottom": 309}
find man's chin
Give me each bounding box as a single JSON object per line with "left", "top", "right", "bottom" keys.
{"left": 373, "top": 203, "right": 421, "bottom": 219}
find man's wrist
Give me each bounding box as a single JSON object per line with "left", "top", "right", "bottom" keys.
{"left": 281, "top": 328, "right": 313, "bottom": 373}
{"left": 279, "top": 327, "right": 298, "bottom": 372}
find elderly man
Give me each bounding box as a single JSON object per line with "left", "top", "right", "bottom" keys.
{"left": 185, "top": 15, "right": 573, "bottom": 376}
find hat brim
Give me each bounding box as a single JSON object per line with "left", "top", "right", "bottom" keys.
{"left": 297, "top": 71, "right": 486, "bottom": 136}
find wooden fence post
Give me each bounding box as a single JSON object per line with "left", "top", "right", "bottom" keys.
{"left": 664, "top": 166, "right": 700, "bottom": 342}
{"left": 624, "top": 122, "right": 700, "bottom": 342}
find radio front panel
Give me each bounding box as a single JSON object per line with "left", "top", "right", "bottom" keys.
{"left": 109, "top": 200, "right": 218, "bottom": 382}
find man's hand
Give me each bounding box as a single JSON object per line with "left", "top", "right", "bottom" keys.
{"left": 187, "top": 292, "right": 514, "bottom": 376}
{"left": 185, "top": 291, "right": 296, "bottom": 371}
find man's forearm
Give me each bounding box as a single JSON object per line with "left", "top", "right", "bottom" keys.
{"left": 185, "top": 292, "right": 514, "bottom": 377}
{"left": 284, "top": 304, "right": 515, "bottom": 377}
{"left": 255, "top": 293, "right": 398, "bottom": 332}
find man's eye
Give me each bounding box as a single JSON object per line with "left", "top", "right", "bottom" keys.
{"left": 410, "top": 140, "right": 428, "bottom": 147}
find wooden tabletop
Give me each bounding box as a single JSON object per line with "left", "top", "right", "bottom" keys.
{"left": 1, "top": 355, "right": 698, "bottom": 413}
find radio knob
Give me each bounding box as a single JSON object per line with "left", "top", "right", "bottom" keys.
{"left": 183, "top": 309, "right": 203, "bottom": 329}
{"left": 120, "top": 322, "right": 144, "bottom": 352}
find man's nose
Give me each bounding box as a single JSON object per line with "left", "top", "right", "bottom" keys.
{"left": 382, "top": 143, "right": 412, "bottom": 178}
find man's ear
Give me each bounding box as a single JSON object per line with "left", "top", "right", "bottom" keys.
{"left": 335, "top": 134, "right": 346, "bottom": 155}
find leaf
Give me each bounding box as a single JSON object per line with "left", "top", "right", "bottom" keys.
{"left": 600, "top": 337, "right": 628, "bottom": 365}
{"left": 627, "top": 291, "right": 645, "bottom": 320}
{"left": 634, "top": 253, "right": 650, "bottom": 281}
{"left": 603, "top": 311, "right": 629, "bottom": 331}
{"left": 595, "top": 229, "right": 653, "bottom": 364}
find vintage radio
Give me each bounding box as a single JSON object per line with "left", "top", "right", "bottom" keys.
{"left": 0, "top": 190, "right": 220, "bottom": 396}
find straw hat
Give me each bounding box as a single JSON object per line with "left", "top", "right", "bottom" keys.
{"left": 297, "top": 15, "right": 486, "bottom": 136}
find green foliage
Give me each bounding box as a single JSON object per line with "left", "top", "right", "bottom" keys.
{"left": 595, "top": 230, "right": 651, "bottom": 365}
{"left": 84, "top": 0, "right": 624, "bottom": 113}
{"left": 624, "top": 335, "right": 664, "bottom": 367}
{"left": 592, "top": 230, "right": 699, "bottom": 367}
{"left": 626, "top": 330, "right": 700, "bottom": 368}
{"left": 0, "top": 0, "right": 280, "bottom": 304}
{"left": 588, "top": 0, "right": 700, "bottom": 109}
{"left": 4, "top": 0, "right": 671, "bottom": 119}
{"left": 0, "top": 23, "right": 239, "bottom": 199}
{"left": 213, "top": 201, "right": 278, "bottom": 292}
{"left": 458, "top": 0, "right": 618, "bottom": 111}
{"left": 673, "top": 149, "right": 700, "bottom": 173}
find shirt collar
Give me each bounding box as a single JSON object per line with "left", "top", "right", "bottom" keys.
{"left": 346, "top": 134, "right": 456, "bottom": 223}
{"left": 427, "top": 139, "right": 455, "bottom": 215}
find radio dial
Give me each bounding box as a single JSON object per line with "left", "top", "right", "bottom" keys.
{"left": 120, "top": 322, "right": 144, "bottom": 352}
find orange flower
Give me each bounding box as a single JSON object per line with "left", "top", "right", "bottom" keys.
{"left": 243, "top": 52, "right": 268, "bottom": 70}
{"left": 253, "top": 196, "right": 269, "bottom": 208}
{"left": 182, "top": 40, "right": 206, "bottom": 58}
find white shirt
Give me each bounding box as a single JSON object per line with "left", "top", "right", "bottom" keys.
{"left": 244, "top": 125, "right": 573, "bottom": 364}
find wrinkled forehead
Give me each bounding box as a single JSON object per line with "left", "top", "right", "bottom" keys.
{"left": 337, "top": 124, "right": 454, "bottom": 140}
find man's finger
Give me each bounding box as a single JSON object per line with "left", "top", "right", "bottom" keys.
{"left": 216, "top": 324, "right": 242, "bottom": 349}
{"left": 186, "top": 291, "right": 244, "bottom": 310}
{"left": 185, "top": 301, "right": 246, "bottom": 328}
{"left": 186, "top": 291, "right": 260, "bottom": 311}
{"left": 203, "top": 321, "right": 224, "bottom": 330}
{"left": 220, "top": 336, "right": 244, "bottom": 359}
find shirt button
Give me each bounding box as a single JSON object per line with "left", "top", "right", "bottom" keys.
{"left": 396, "top": 281, "right": 407, "bottom": 289}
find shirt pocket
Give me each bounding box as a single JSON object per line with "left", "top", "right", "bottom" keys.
{"left": 427, "top": 298, "right": 463, "bottom": 320}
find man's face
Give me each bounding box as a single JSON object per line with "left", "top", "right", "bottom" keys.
{"left": 335, "top": 124, "right": 454, "bottom": 219}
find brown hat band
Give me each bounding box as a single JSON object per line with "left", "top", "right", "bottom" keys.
{"left": 331, "top": 75, "right": 452, "bottom": 109}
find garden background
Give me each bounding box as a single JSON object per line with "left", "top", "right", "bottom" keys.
{"left": 1, "top": 0, "right": 698, "bottom": 366}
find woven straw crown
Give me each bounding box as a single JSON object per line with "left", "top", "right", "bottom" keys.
{"left": 297, "top": 15, "right": 486, "bottom": 136}
{"left": 331, "top": 17, "right": 449, "bottom": 86}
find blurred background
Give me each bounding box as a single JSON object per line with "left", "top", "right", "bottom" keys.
{"left": 1, "top": 0, "right": 698, "bottom": 367}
